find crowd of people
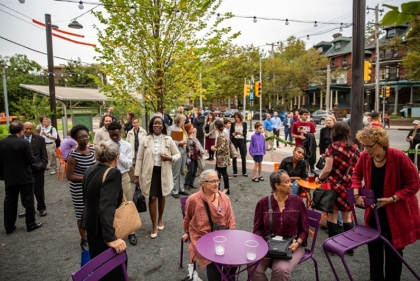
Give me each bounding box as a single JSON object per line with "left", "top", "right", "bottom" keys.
{"left": 1, "top": 106, "right": 420, "bottom": 281}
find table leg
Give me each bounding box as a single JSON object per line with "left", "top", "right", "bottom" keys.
{"left": 213, "top": 260, "right": 263, "bottom": 281}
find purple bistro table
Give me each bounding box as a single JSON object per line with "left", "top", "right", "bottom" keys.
{"left": 196, "top": 230, "right": 268, "bottom": 280}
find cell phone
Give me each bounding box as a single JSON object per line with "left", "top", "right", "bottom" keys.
{"left": 299, "top": 126, "right": 303, "bottom": 131}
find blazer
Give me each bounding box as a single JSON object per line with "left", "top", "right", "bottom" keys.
{"left": 81, "top": 164, "right": 123, "bottom": 242}
{"left": 0, "top": 135, "right": 35, "bottom": 186}
{"left": 25, "top": 134, "right": 48, "bottom": 172}
{"left": 203, "top": 120, "right": 216, "bottom": 139}
{"left": 193, "top": 114, "right": 206, "bottom": 137}
{"left": 134, "top": 135, "right": 181, "bottom": 197}
{"left": 283, "top": 117, "right": 294, "bottom": 133}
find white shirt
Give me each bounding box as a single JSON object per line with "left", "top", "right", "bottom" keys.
{"left": 107, "top": 139, "right": 132, "bottom": 174}
{"left": 40, "top": 125, "right": 57, "bottom": 144}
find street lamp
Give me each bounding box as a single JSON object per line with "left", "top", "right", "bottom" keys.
{"left": 1, "top": 61, "right": 10, "bottom": 126}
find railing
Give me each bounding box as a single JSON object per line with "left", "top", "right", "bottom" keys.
{"left": 415, "top": 143, "right": 420, "bottom": 172}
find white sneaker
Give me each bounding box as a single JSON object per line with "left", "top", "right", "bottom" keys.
{"left": 50, "top": 170, "right": 57, "bottom": 175}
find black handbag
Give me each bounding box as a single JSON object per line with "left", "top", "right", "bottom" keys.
{"left": 265, "top": 195, "right": 293, "bottom": 260}
{"left": 203, "top": 200, "right": 229, "bottom": 232}
{"left": 311, "top": 186, "right": 337, "bottom": 213}
{"left": 133, "top": 184, "right": 147, "bottom": 213}
{"left": 315, "top": 157, "right": 325, "bottom": 170}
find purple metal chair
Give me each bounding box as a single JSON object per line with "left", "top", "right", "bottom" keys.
{"left": 179, "top": 196, "right": 189, "bottom": 268}
{"left": 71, "top": 248, "right": 129, "bottom": 281}
{"left": 298, "top": 210, "right": 322, "bottom": 281}
{"left": 323, "top": 189, "right": 420, "bottom": 281}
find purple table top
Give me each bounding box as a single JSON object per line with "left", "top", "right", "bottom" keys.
{"left": 196, "top": 230, "right": 268, "bottom": 266}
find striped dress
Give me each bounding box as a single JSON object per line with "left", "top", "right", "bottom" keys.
{"left": 69, "top": 147, "right": 95, "bottom": 219}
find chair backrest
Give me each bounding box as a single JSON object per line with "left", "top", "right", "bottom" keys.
{"left": 346, "top": 188, "right": 380, "bottom": 229}
{"left": 180, "top": 196, "right": 188, "bottom": 218}
{"left": 307, "top": 210, "right": 322, "bottom": 253}
{"left": 71, "top": 248, "right": 129, "bottom": 281}
{"left": 274, "top": 163, "right": 280, "bottom": 171}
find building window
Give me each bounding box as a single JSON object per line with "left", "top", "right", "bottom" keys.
{"left": 389, "top": 67, "right": 398, "bottom": 80}
{"left": 318, "top": 47, "right": 323, "bottom": 52}
{"left": 342, "top": 55, "right": 347, "bottom": 65}
{"left": 379, "top": 50, "right": 384, "bottom": 59}
{"left": 393, "top": 49, "right": 398, "bottom": 57}
{"left": 334, "top": 42, "right": 341, "bottom": 49}
{"left": 379, "top": 68, "right": 387, "bottom": 80}
{"left": 387, "top": 29, "right": 396, "bottom": 38}
{"left": 331, "top": 58, "right": 335, "bottom": 66}
{"left": 385, "top": 48, "right": 392, "bottom": 59}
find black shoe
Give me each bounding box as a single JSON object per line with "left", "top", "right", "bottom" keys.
{"left": 6, "top": 226, "right": 17, "bottom": 235}
{"left": 243, "top": 174, "right": 248, "bottom": 177}
{"left": 172, "top": 193, "right": 180, "bottom": 199}
{"left": 258, "top": 177, "right": 264, "bottom": 181}
{"left": 27, "top": 222, "right": 42, "bottom": 232}
{"left": 189, "top": 185, "right": 198, "bottom": 189}
{"left": 179, "top": 191, "right": 189, "bottom": 196}
{"left": 128, "top": 234, "right": 137, "bottom": 246}
{"left": 80, "top": 239, "right": 89, "bottom": 251}
{"left": 18, "top": 211, "right": 26, "bottom": 218}
{"left": 39, "top": 210, "right": 47, "bottom": 217}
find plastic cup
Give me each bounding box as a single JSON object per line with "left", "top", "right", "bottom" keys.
{"left": 308, "top": 173, "right": 315, "bottom": 183}
{"left": 214, "top": 236, "right": 227, "bottom": 256}
{"left": 245, "top": 240, "right": 258, "bottom": 261}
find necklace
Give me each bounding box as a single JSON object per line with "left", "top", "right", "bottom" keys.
{"left": 374, "top": 152, "right": 387, "bottom": 163}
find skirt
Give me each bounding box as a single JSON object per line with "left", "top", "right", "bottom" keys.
{"left": 149, "top": 166, "right": 163, "bottom": 198}
{"left": 205, "top": 137, "right": 216, "bottom": 150}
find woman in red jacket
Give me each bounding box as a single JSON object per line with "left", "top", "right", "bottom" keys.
{"left": 352, "top": 126, "right": 420, "bottom": 281}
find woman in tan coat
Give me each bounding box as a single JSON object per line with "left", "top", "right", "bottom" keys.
{"left": 134, "top": 116, "right": 181, "bottom": 238}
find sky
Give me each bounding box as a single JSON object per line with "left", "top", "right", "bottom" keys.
{"left": 0, "top": 0, "right": 407, "bottom": 68}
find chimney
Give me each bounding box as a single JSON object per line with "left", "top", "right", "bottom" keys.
{"left": 332, "top": 33, "right": 342, "bottom": 39}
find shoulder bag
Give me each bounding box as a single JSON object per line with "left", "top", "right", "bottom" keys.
{"left": 265, "top": 195, "right": 294, "bottom": 260}
{"left": 311, "top": 153, "right": 356, "bottom": 213}
{"left": 133, "top": 184, "right": 147, "bottom": 213}
{"left": 102, "top": 167, "right": 142, "bottom": 239}
{"left": 202, "top": 200, "right": 229, "bottom": 232}
{"left": 229, "top": 142, "right": 239, "bottom": 158}
{"left": 315, "top": 157, "right": 325, "bottom": 170}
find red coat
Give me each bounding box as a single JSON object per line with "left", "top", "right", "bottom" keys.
{"left": 352, "top": 147, "right": 420, "bottom": 249}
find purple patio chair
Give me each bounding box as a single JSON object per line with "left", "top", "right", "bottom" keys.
{"left": 298, "top": 210, "right": 322, "bottom": 281}
{"left": 71, "top": 248, "right": 129, "bottom": 281}
{"left": 323, "top": 189, "right": 420, "bottom": 281}
{"left": 179, "top": 196, "right": 189, "bottom": 268}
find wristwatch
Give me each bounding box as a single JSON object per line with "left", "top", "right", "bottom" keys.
{"left": 392, "top": 195, "right": 397, "bottom": 203}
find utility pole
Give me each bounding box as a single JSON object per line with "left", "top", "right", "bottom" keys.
{"left": 367, "top": 5, "right": 384, "bottom": 112}
{"left": 1, "top": 62, "right": 10, "bottom": 126}
{"left": 266, "top": 42, "right": 276, "bottom": 109}
{"left": 259, "top": 54, "right": 263, "bottom": 124}
{"left": 326, "top": 63, "right": 331, "bottom": 111}
{"left": 243, "top": 78, "right": 247, "bottom": 118}
{"left": 45, "top": 14, "right": 57, "bottom": 128}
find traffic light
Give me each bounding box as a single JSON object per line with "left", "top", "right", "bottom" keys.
{"left": 244, "top": 84, "right": 250, "bottom": 96}
{"left": 385, "top": 86, "right": 391, "bottom": 97}
{"left": 363, "top": 60, "right": 372, "bottom": 82}
{"left": 379, "top": 88, "right": 384, "bottom": 98}
{"left": 255, "top": 81, "right": 261, "bottom": 97}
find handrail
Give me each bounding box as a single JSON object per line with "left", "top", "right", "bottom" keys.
{"left": 415, "top": 143, "right": 420, "bottom": 172}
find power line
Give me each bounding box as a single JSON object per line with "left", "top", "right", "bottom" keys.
{"left": 0, "top": 8, "right": 44, "bottom": 31}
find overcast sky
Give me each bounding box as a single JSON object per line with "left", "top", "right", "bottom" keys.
{"left": 0, "top": 0, "right": 406, "bottom": 68}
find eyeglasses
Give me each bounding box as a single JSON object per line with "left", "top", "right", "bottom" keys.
{"left": 204, "top": 180, "right": 220, "bottom": 184}
{"left": 362, "top": 140, "right": 377, "bottom": 149}
{"left": 77, "top": 135, "right": 89, "bottom": 139}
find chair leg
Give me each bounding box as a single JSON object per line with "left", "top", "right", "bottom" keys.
{"left": 311, "top": 257, "right": 320, "bottom": 281}
{"left": 61, "top": 164, "right": 66, "bottom": 182}
{"left": 324, "top": 250, "right": 340, "bottom": 281}
{"left": 56, "top": 159, "right": 60, "bottom": 178}
{"left": 341, "top": 256, "right": 355, "bottom": 281}
{"left": 180, "top": 238, "right": 184, "bottom": 268}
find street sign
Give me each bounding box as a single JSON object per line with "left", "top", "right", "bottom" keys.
{"left": 250, "top": 91, "right": 254, "bottom": 101}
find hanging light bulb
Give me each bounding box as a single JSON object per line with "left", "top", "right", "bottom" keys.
{"left": 380, "top": 11, "right": 383, "bottom": 16}
{"left": 253, "top": 16, "right": 257, "bottom": 23}
{"left": 216, "top": 13, "right": 220, "bottom": 20}
{"left": 285, "top": 19, "right": 289, "bottom": 25}
{"left": 175, "top": 10, "right": 181, "bottom": 17}
{"left": 18, "top": 0, "right": 25, "bottom": 3}
{"left": 367, "top": 9, "right": 369, "bottom": 14}
{"left": 307, "top": 35, "right": 310, "bottom": 40}
{"left": 314, "top": 21, "right": 318, "bottom": 27}
{"left": 339, "top": 23, "right": 343, "bottom": 32}
{"left": 78, "top": 1, "right": 84, "bottom": 10}
{"left": 129, "top": 6, "right": 135, "bottom": 15}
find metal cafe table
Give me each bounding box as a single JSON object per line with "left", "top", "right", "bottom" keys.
{"left": 196, "top": 229, "right": 268, "bottom": 280}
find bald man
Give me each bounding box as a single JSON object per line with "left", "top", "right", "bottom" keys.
{"left": 21, "top": 122, "right": 48, "bottom": 217}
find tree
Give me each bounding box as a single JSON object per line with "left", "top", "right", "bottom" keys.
{"left": 57, "top": 59, "right": 102, "bottom": 88}
{"left": 93, "top": 0, "right": 238, "bottom": 113}
{"left": 401, "top": 18, "right": 420, "bottom": 80}
{"left": 0, "top": 54, "right": 47, "bottom": 114}
{"left": 382, "top": 1, "right": 420, "bottom": 26}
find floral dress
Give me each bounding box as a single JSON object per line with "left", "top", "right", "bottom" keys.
{"left": 214, "top": 133, "right": 230, "bottom": 168}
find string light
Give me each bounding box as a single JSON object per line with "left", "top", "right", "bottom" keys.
{"left": 216, "top": 13, "right": 220, "bottom": 20}
{"left": 285, "top": 19, "right": 289, "bottom": 25}
{"left": 253, "top": 16, "right": 257, "bottom": 23}
{"left": 18, "top": 0, "right": 25, "bottom": 3}
{"left": 314, "top": 21, "right": 318, "bottom": 27}
{"left": 129, "top": 6, "right": 135, "bottom": 15}
{"left": 78, "top": 1, "right": 84, "bottom": 10}
{"left": 307, "top": 35, "right": 310, "bottom": 40}
{"left": 339, "top": 23, "right": 343, "bottom": 32}
{"left": 175, "top": 10, "right": 180, "bottom": 17}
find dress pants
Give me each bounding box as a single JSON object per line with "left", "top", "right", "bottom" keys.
{"left": 121, "top": 172, "right": 132, "bottom": 201}
{"left": 32, "top": 168, "right": 46, "bottom": 211}
{"left": 273, "top": 128, "right": 280, "bottom": 146}
{"left": 4, "top": 184, "right": 36, "bottom": 231}
{"left": 216, "top": 167, "right": 229, "bottom": 190}
{"left": 45, "top": 143, "right": 57, "bottom": 171}
{"left": 184, "top": 159, "right": 197, "bottom": 187}
{"left": 87, "top": 230, "right": 127, "bottom": 281}
{"left": 172, "top": 149, "right": 186, "bottom": 195}
{"left": 232, "top": 138, "right": 247, "bottom": 175}
{"left": 284, "top": 130, "right": 293, "bottom": 144}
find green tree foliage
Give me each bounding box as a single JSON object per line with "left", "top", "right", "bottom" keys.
{"left": 93, "top": 0, "right": 239, "bottom": 113}
{"left": 57, "top": 58, "right": 102, "bottom": 88}
{"left": 382, "top": 1, "right": 420, "bottom": 26}
{"left": 0, "top": 54, "right": 47, "bottom": 114}
{"left": 401, "top": 18, "right": 420, "bottom": 80}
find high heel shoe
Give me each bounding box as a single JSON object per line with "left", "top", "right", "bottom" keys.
{"left": 223, "top": 189, "right": 230, "bottom": 195}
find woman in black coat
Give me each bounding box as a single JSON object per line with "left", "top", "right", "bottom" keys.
{"left": 81, "top": 141, "right": 127, "bottom": 280}
{"left": 230, "top": 112, "right": 248, "bottom": 177}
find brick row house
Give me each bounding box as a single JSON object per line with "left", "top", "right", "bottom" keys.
{"left": 304, "top": 25, "right": 420, "bottom": 115}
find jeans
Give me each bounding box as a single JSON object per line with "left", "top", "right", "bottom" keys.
{"left": 184, "top": 159, "right": 197, "bottom": 187}
{"left": 284, "top": 130, "right": 293, "bottom": 144}
{"left": 273, "top": 128, "right": 280, "bottom": 146}
{"left": 337, "top": 211, "right": 343, "bottom": 227}
{"left": 216, "top": 167, "right": 229, "bottom": 190}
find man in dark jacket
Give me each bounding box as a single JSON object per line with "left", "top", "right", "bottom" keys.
{"left": 303, "top": 133, "right": 317, "bottom": 172}
{"left": 193, "top": 108, "right": 206, "bottom": 147}
{"left": 406, "top": 120, "right": 420, "bottom": 170}
{"left": 0, "top": 121, "right": 42, "bottom": 234}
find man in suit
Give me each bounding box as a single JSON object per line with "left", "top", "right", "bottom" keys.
{"left": 0, "top": 121, "right": 42, "bottom": 234}
{"left": 193, "top": 107, "right": 206, "bottom": 148}
{"left": 20, "top": 122, "right": 48, "bottom": 217}
{"left": 283, "top": 112, "right": 294, "bottom": 146}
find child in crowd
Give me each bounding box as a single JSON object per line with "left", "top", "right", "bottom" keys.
{"left": 223, "top": 118, "right": 231, "bottom": 140}
{"left": 249, "top": 122, "right": 266, "bottom": 182}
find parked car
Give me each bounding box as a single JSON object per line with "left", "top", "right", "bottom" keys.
{"left": 312, "top": 110, "right": 333, "bottom": 125}
{"left": 252, "top": 111, "right": 267, "bottom": 120}
{"left": 223, "top": 110, "right": 235, "bottom": 118}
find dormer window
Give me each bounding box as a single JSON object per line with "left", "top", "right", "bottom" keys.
{"left": 387, "top": 29, "right": 396, "bottom": 38}
{"left": 334, "top": 42, "right": 341, "bottom": 49}
{"left": 318, "top": 47, "right": 323, "bottom": 52}
{"left": 331, "top": 58, "right": 336, "bottom": 66}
